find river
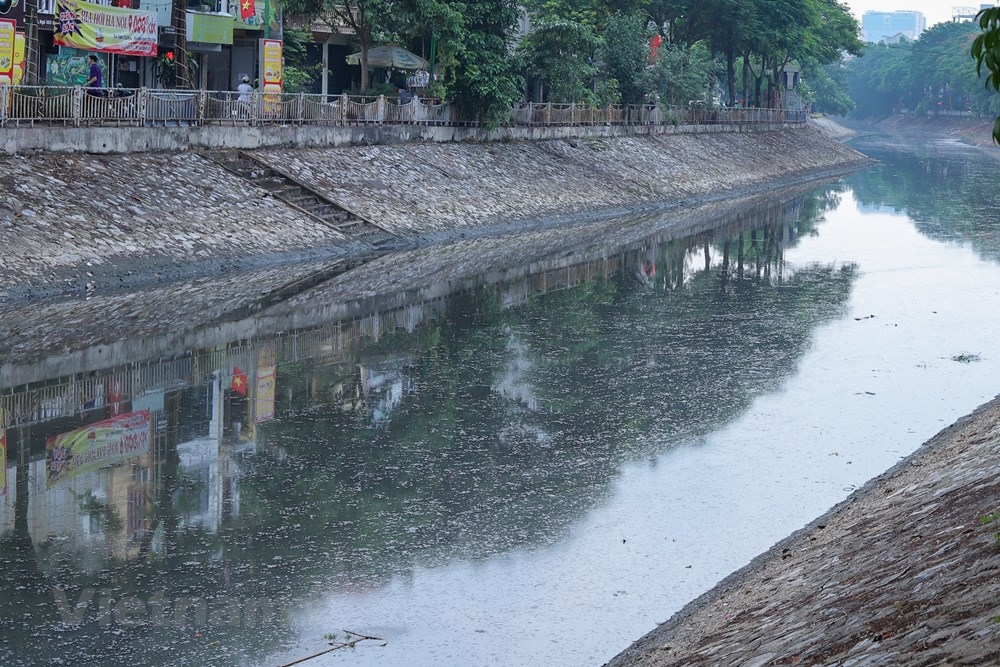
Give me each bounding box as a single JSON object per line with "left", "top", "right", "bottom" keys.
{"left": 1, "top": 132, "right": 998, "bottom": 667}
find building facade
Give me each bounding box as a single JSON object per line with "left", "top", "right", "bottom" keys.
{"left": 861, "top": 10, "right": 926, "bottom": 43}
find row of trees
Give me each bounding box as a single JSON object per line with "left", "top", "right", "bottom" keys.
{"left": 831, "top": 19, "right": 1000, "bottom": 123}
{"left": 281, "top": 0, "right": 864, "bottom": 126}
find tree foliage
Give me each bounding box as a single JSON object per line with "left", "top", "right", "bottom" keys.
{"left": 972, "top": 6, "right": 1000, "bottom": 142}
{"left": 600, "top": 12, "right": 651, "bottom": 105}
{"left": 447, "top": 0, "right": 523, "bottom": 127}
{"left": 845, "top": 20, "right": 1000, "bottom": 124}
{"left": 651, "top": 41, "right": 714, "bottom": 107}
{"left": 518, "top": 19, "right": 600, "bottom": 103}
{"left": 281, "top": 0, "right": 867, "bottom": 121}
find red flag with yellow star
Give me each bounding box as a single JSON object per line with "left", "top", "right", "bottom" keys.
{"left": 231, "top": 366, "right": 248, "bottom": 396}
{"left": 240, "top": 0, "right": 256, "bottom": 21}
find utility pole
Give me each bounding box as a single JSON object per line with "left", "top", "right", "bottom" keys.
{"left": 24, "top": 0, "right": 39, "bottom": 84}
{"left": 170, "top": 0, "right": 190, "bottom": 88}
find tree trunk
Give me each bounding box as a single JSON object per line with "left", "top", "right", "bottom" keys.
{"left": 171, "top": 0, "right": 190, "bottom": 88}
{"left": 741, "top": 51, "right": 750, "bottom": 106}
{"left": 725, "top": 44, "right": 736, "bottom": 107}
{"left": 360, "top": 39, "right": 370, "bottom": 92}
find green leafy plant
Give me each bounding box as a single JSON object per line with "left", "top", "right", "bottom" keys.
{"left": 151, "top": 52, "right": 199, "bottom": 89}
{"left": 972, "top": 6, "right": 1000, "bottom": 142}
{"left": 979, "top": 510, "right": 1000, "bottom": 543}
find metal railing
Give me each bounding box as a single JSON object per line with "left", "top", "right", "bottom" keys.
{"left": 0, "top": 85, "right": 806, "bottom": 129}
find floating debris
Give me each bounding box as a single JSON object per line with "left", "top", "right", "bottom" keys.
{"left": 950, "top": 353, "right": 981, "bottom": 364}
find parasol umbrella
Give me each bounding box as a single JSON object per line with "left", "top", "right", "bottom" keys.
{"left": 346, "top": 45, "right": 429, "bottom": 70}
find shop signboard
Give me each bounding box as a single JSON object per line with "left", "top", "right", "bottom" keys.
{"left": 260, "top": 37, "right": 281, "bottom": 112}
{"left": 0, "top": 0, "right": 24, "bottom": 28}
{"left": 186, "top": 10, "right": 233, "bottom": 45}
{"left": 46, "top": 410, "right": 151, "bottom": 487}
{"left": 37, "top": 0, "right": 56, "bottom": 30}
{"left": 45, "top": 50, "right": 104, "bottom": 86}
{"left": 11, "top": 30, "right": 23, "bottom": 84}
{"left": 0, "top": 18, "right": 14, "bottom": 86}
{"left": 54, "top": 0, "right": 158, "bottom": 57}
{"left": 233, "top": 0, "right": 277, "bottom": 33}
{"left": 255, "top": 365, "right": 275, "bottom": 423}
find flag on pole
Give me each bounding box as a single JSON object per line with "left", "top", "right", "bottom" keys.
{"left": 240, "top": 0, "right": 256, "bottom": 21}
{"left": 231, "top": 367, "right": 248, "bottom": 396}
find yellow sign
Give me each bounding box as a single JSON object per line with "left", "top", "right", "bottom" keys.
{"left": 261, "top": 38, "right": 282, "bottom": 113}
{"left": 255, "top": 365, "right": 276, "bottom": 422}
{"left": 262, "top": 38, "right": 282, "bottom": 86}
{"left": 0, "top": 19, "right": 14, "bottom": 85}
{"left": 46, "top": 411, "right": 151, "bottom": 487}
{"left": 54, "top": 0, "right": 158, "bottom": 57}
{"left": 12, "top": 31, "right": 23, "bottom": 84}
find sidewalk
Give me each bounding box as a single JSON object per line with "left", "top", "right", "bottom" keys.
{"left": 606, "top": 396, "right": 1000, "bottom": 666}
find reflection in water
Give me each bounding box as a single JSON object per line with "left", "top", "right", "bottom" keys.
{"left": 3, "top": 138, "right": 995, "bottom": 666}
{"left": 0, "top": 188, "right": 847, "bottom": 666}
{"left": 846, "top": 136, "right": 1000, "bottom": 261}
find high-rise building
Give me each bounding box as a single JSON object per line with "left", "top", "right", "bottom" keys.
{"left": 953, "top": 4, "right": 999, "bottom": 23}
{"left": 861, "top": 10, "right": 927, "bottom": 43}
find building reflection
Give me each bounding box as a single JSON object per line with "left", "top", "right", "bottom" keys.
{"left": 0, "top": 196, "right": 820, "bottom": 570}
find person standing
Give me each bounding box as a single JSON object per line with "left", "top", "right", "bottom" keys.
{"left": 235, "top": 75, "right": 253, "bottom": 118}
{"left": 237, "top": 75, "right": 253, "bottom": 103}
{"left": 84, "top": 54, "right": 103, "bottom": 95}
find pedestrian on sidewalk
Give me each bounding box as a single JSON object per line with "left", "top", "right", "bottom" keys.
{"left": 235, "top": 75, "right": 253, "bottom": 118}
{"left": 84, "top": 55, "right": 103, "bottom": 96}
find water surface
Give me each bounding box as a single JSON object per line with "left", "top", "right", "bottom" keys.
{"left": 1, "top": 136, "right": 998, "bottom": 667}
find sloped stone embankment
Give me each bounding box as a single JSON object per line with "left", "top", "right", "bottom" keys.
{"left": 0, "top": 122, "right": 868, "bottom": 299}
{"left": 606, "top": 396, "right": 1000, "bottom": 667}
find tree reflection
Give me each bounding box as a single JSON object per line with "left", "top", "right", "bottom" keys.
{"left": 847, "top": 143, "right": 1000, "bottom": 262}
{"left": 0, "top": 189, "right": 859, "bottom": 666}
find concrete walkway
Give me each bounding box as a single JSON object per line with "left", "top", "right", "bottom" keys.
{"left": 606, "top": 396, "right": 1000, "bottom": 667}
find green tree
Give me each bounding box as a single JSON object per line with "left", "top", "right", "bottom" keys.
{"left": 802, "top": 61, "right": 854, "bottom": 115}
{"left": 972, "top": 6, "right": 1000, "bottom": 141}
{"left": 518, "top": 19, "right": 600, "bottom": 102}
{"left": 845, "top": 41, "right": 912, "bottom": 117}
{"left": 844, "top": 18, "right": 1000, "bottom": 122}
{"left": 281, "top": 0, "right": 393, "bottom": 92}
{"left": 651, "top": 41, "right": 714, "bottom": 107}
{"left": 522, "top": 0, "right": 599, "bottom": 29}
{"left": 281, "top": 27, "right": 323, "bottom": 93}
{"left": 447, "top": 0, "right": 523, "bottom": 127}
{"left": 384, "top": 0, "right": 465, "bottom": 100}
{"left": 600, "top": 12, "right": 652, "bottom": 105}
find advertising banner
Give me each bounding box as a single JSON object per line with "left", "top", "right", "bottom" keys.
{"left": 54, "top": 0, "right": 157, "bottom": 57}
{"left": 232, "top": 0, "right": 277, "bottom": 33}
{"left": 37, "top": 0, "right": 56, "bottom": 30}
{"left": 260, "top": 38, "right": 281, "bottom": 112}
{"left": 46, "top": 410, "right": 151, "bottom": 487}
{"left": 44, "top": 51, "right": 104, "bottom": 86}
{"left": 0, "top": 18, "right": 14, "bottom": 86}
{"left": 12, "top": 30, "right": 23, "bottom": 85}
{"left": 255, "top": 365, "right": 276, "bottom": 423}
{"left": 186, "top": 10, "right": 233, "bottom": 45}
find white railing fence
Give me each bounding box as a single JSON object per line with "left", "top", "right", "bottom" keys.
{"left": 0, "top": 86, "right": 807, "bottom": 129}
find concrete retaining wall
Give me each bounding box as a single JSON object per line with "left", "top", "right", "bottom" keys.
{"left": 0, "top": 120, "right": 791, "bottom": 155}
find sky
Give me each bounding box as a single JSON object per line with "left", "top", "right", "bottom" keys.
{"left": 843, "top": 1, "right": 980, "bottom": 29}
